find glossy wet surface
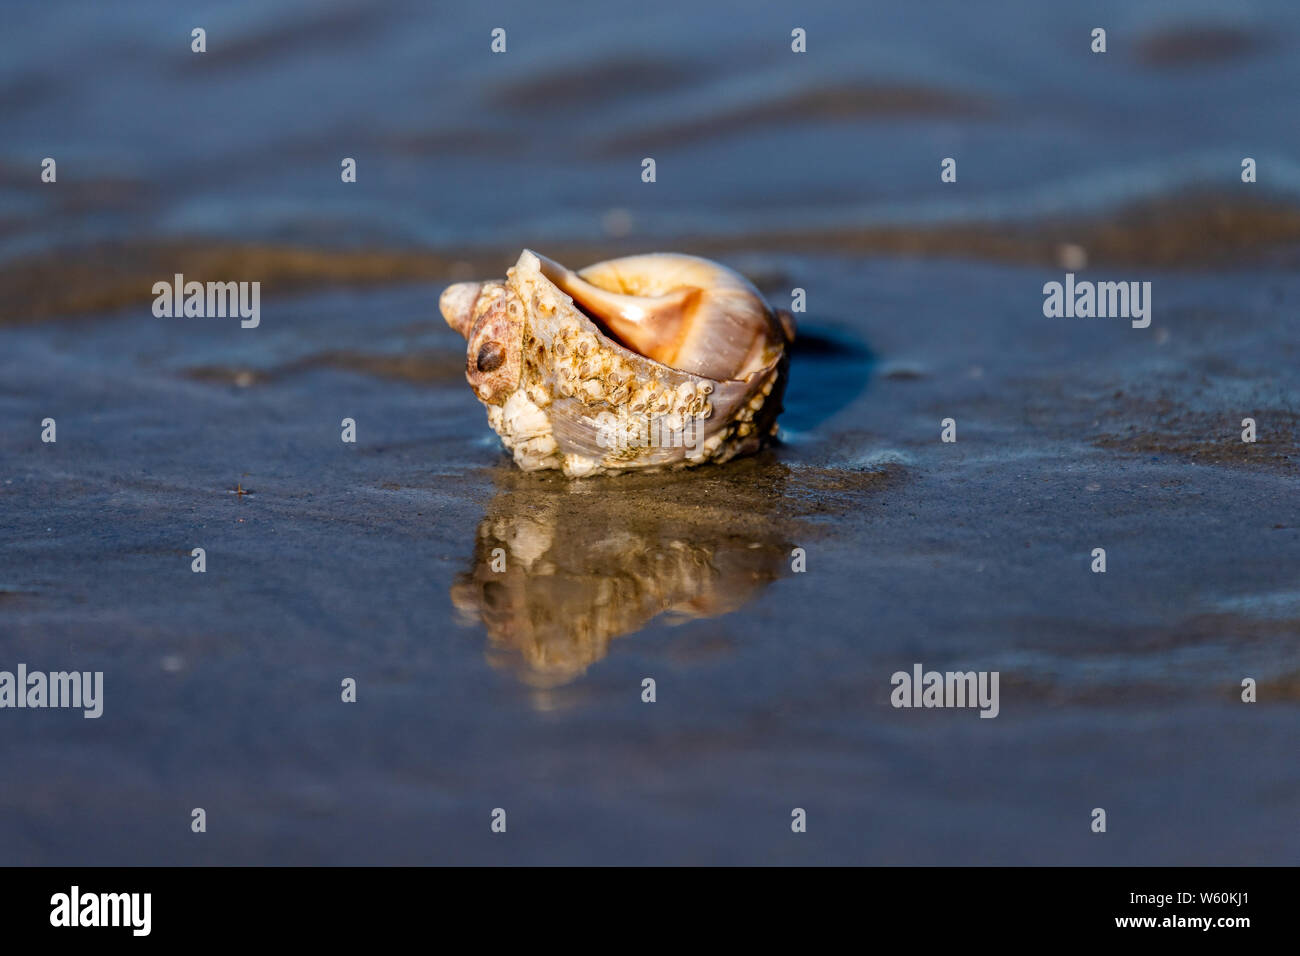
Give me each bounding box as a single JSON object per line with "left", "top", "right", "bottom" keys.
{"left": 0, "top": 1, "right": 1297, "bottom": 863}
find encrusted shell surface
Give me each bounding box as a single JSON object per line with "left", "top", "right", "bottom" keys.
{"left": 440, "top": 250, "right": 792, "bottom": 478}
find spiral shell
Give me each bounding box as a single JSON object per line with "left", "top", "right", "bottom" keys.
{"left": 440, "top": 249, "right": 794, "bottom": 478}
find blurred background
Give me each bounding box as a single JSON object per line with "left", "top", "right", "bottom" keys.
{"left": 0, "top": 0, "right": 1296, "bottom": 865}
{"left": 5, "top": 0, "right": 1300, "bottom": 295}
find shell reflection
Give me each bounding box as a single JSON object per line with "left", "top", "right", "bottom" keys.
{"left": 451, "top": 468, "right": 794, "bottom": 688}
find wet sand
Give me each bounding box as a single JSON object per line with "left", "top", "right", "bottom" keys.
{"left": 5, "top": 191, "right": 1300, "bottom": 325}
{"left": 1, "top": 250, "right": 1295, "bottom": 864}
{"left": 1, "top": 0, "right": 1297, "bottom": 864}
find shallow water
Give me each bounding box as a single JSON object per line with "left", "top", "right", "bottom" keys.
{"left": 1, "top": 1, "right": 1297, "bottom": 864}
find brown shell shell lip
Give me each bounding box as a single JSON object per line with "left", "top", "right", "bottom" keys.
{"left": 553, "top": 289, "right": 781, "bottom": 388}
{"left": 522, "top": 248, "right": 790, "bottom": 383}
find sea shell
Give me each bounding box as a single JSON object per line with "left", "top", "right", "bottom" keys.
{"left": 439, "top": 249, "right": 794, "bottom": 477}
